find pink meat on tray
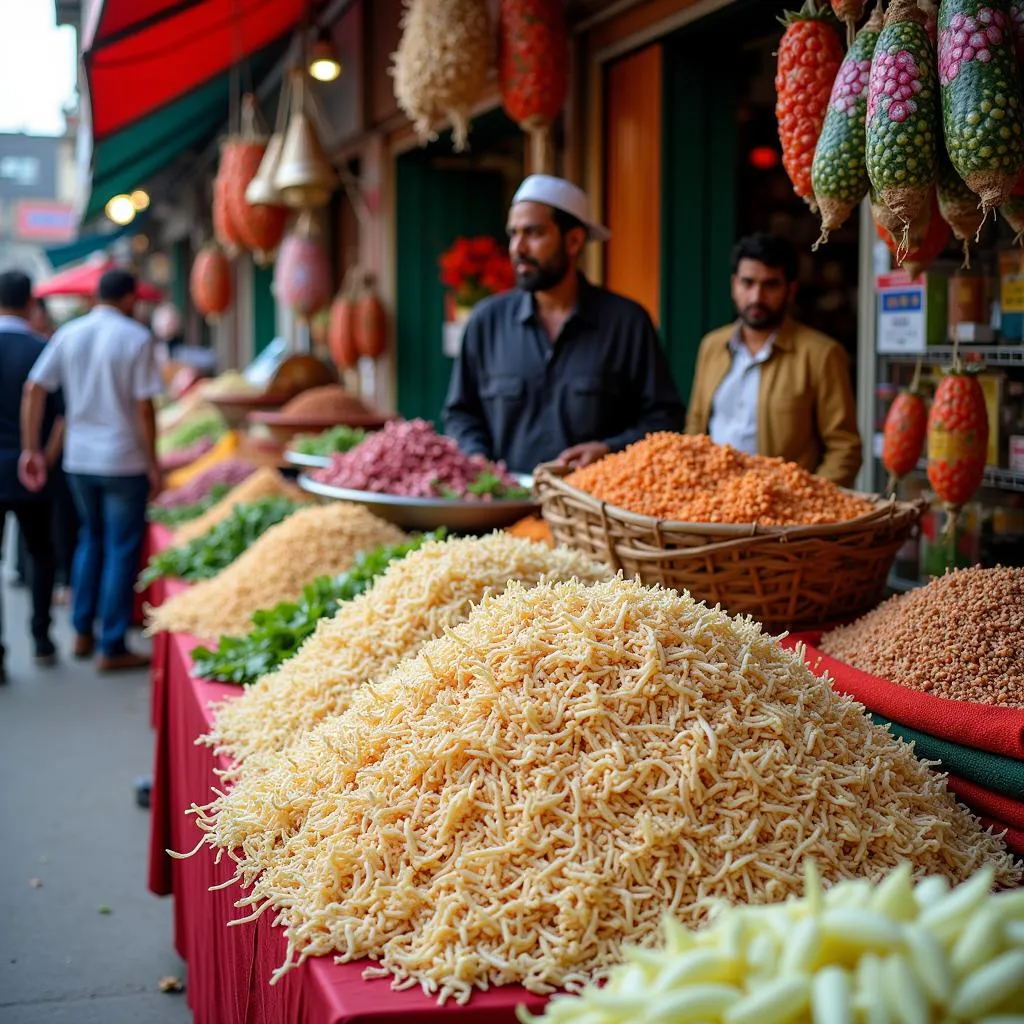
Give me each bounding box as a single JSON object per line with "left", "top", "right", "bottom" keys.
{"left": 310, "top": 419, "right": 519, "bottom": 500}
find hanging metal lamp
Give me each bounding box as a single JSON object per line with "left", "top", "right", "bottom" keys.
{"left": 273, "top": 69, "right": 336, "bottom": 209}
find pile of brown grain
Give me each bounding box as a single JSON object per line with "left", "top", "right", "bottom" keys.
{"left": 173, "top": 466, "right": 308, "bottom": 545}
{"left": 566, "top": 433, "right": 873, "bottom": 525}
{"left": 147, "top": 504, "right": 406, "bottom": 638}
{"left": 820, "top": 566, "right": 1024, "bottom": 708}
{"left": 280, "top": 385, "right": 372, "bottom": 419}
{"left": 194, "top": 577, "right": 1019, "bottom": 1004}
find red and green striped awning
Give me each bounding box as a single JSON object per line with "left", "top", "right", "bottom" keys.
{"left": 82, "top": 0, "right": 306, "bottom": 222}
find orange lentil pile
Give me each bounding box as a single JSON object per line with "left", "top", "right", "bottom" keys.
{"left": 820, "top": 566, "right": 1024, "bottom": 708}
{"left": 566, "top": 433, "right": 873, "bottom": 525}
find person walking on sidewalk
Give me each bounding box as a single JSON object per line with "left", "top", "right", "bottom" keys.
{"left": 20, "top": 269, "right": 163, "bottom": 672}
{"left": 0, "top": 271, "right": 62, "bottom": 684}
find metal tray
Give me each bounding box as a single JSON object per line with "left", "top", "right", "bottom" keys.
{"left": 283, "top": 449, "right": 333, "bottom": 470}
{"left": 298, "top": 473, "right": 537, "bottom": 532}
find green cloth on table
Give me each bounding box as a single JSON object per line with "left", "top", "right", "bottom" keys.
{"left": 871, "top": 714, "right": 1024, "bottom": 801}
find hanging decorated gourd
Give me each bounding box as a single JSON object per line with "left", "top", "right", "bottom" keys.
{"left": 354, "top": 274, "right": 387, "bottom": 359}
{"left": 189, "top": 244, "right": 233, "bottom": 322}
{"left": 273, "top": 213, "right": 332, "bottom": 322}
{"left": 498, "top": 0, "right": 569, "bottom": 173}
{"left": 328, "top": 279, "right": 359, "bottom": 371}
{"left": 391, "top": 0, "right": 493, "bottom": 152}
{"left": 881, "top": 359, "right": 927, "bottom": 494}
{"left": 927, "top": 358, "right": 989, "bottom": 535}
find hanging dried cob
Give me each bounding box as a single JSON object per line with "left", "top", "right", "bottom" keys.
{"left": 776, "top": 1, "right": 845, "bottom": 210}
{"left": 812, "top": 5, "right": 883, "bottom": 242}
{"left": 832, "top": 0, "right": 867, "bottom": 44}
{"left": 938, "top": 149, "right": 986, "bottom": 266}
{"left": 391, "top": 0, "right": 493, "bottom": 152}
{"left": 498, "top": 0, "right": 569, "bottom": 174}
{"left": 874, "top": 189, "right": 951, "bottom": 276}
{"left": 866, "top": 0, "right": 940, "bottom": 255}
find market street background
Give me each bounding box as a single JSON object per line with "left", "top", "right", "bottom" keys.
{"left": 0, "top": 530, "right": 189, "bottom": 1023}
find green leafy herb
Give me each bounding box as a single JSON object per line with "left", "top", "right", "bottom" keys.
{"left": 156, "top": 412, "right": 225, "bottom": 456}
{"left": 293, "top": 425, "right": 367, "bottom": 456}
{"left": 433, "top": 471, "right": 531, "bottom": 502}
{"left": 190, "top": 529, "right": 445, "bottom": 685}
{"left": 146, "top": 483, "right": 232, "bottom": 527}
{"left": 137, "top": 497, "right": 303, "bottom": 588}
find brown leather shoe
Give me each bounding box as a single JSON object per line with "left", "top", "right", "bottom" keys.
{"left": 73, "top": 635, "right": 95, "bottom": 659}
{"left": 96, "top": 650, "right": 151, "bottom": 673}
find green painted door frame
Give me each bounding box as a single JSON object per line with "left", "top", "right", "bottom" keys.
{"left": 659, "top": 37, "right": 738, "bottom": 403}
{"left": 394, "top": 110, "right": 520, "bottom": 424}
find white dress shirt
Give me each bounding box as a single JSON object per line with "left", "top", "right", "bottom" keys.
{"left": 706, "top": 330, "right": 775, "bottom": 455}
{"left": 29, "top": 305, "right": 163, "bottom": 476}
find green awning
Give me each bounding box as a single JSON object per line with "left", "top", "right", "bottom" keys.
{"left": 45, "top": 214, "right": 146, "bottom": 269}
{"left": 83, "top": 39, "right": 288, "bottom": 224}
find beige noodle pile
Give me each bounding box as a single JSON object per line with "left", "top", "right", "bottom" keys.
{"left": 820, "top": 565, "right": 1024, "bottom": 707}
{"left": 193, "top": 577, "right": 1020, "bottom": 1004}
{"left": 147, "top": 504, "right": 406, "bottom": 638}
{"left": 204, "top": 534, "right": 613, "bottom": 765}
{"left": 172, "top": 466, "right": 308, "bottom": 545}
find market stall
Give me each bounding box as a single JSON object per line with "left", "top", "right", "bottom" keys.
{"left": 138, "top": 426, "right": 1022, "bottom": 1024}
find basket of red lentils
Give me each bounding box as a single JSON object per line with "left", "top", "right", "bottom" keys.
{"left": 533, "top": 434, "right": 926, "bottom": 632}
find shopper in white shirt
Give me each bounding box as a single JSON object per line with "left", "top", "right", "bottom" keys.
{"left": 20, "top": 269, "right": 164, "bottom": 671}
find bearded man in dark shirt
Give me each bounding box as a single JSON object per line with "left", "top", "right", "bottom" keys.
{"left": 443, "top": 175, "right": 685, "bottom": 474}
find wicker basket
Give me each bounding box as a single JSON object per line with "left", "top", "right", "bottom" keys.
{"left": 534, "top": 463, "right": 926, "bottom": 632}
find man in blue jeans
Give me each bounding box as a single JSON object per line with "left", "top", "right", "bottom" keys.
{"left": 21, "top": 269, "right": 163, "bottom": 671}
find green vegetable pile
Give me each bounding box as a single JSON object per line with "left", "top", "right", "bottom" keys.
{"left": 292, "top": 425, "right": 367, "bottom": 457}
{"left": 138, "top": 497, "right": 304, "bottom": 588}
{"left": 190, "top": 530, "right": 445, "bottom": 685}
{"left": 146, "top": 484, "right": 231, "bottom": 527}
{"left": 156, "top": 411, "right": 225, "bottom": 456}
{"left": 438, "top": 470, "right": 531, "bottom": 502}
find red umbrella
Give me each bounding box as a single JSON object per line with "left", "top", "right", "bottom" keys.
{"left": 35, "top": 260, "right": 164, "bottom": 302}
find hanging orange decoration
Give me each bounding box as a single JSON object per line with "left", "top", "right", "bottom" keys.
{"left": 213, "top": 142, "right": 244, "bottom": 257}
{"left": 328, "top": 286, "right": 359, "bottom": 370}
{"left": 189, "top": 244, "right": 233, "bottom": 322}
{"left": 498, "top": 0, "right": 569, "bottom": 174}
{"left": 225, "top": 140, "right": 289, "bottom": 265}
{"left": 354, "top": 276, "right": 387, "bottom": 359}
{"left": 222, "top": 97, "right": 289, "bottom": 264}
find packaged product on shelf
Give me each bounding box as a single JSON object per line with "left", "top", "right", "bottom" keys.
{"left": 998, "top": 248, "right": 1024, "bottom": 341}
{"left": 977, "top": 372, "right": 1005, "bottom": 468}
{"left": 876, "top": 270, "right": 948, "bottom": 354}
{"left": 947, "top": 271, "right": 995, "bottom": 344}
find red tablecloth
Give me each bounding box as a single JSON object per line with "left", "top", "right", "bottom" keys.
{"left": 148, "top": 630, "right": 549, "bottom": 1024}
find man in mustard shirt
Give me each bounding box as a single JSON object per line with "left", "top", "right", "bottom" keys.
{"left": 685, "top": 233, "right": 862, "bottom": 488}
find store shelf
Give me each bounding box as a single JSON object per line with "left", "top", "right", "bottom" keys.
{"left": 878, "top": 345, "right": 1024, "bottom": 366}
{"left": 871, "top": 434, "right": 1024, "bottom": 492}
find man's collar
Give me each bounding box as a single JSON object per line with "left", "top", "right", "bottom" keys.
{"left": 516, "top": 272, "right": 598, "bottom": 326}
{"left": 0, "top": 313, "right": 36, "bottom": 336}
{"left": 725, "top": 316, "right": 795, "bottom": 353}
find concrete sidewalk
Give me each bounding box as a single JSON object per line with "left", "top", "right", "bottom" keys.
{"left": 0, "top": 558, "right": 191, "bottom": 1023}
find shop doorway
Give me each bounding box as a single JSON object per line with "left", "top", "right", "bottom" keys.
{"left": 656, "top": 0, "right": 861, "bottom": 396}
{"left": 394, "top": 109, "right": 523, "bottom": 423}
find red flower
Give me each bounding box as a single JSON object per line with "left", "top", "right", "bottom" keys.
{"left": 438, "top": 235, "right": 515, "bottom": 307}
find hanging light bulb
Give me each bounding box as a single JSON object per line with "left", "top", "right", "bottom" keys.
{"left": 308, "top": 27, "right": 341, "bottom": 82}
{"left": 130, "top": 189, "right": 151, "bottom": 211}
{"left": 105, "top": 194, "right": 136, "bottom": 225}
